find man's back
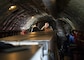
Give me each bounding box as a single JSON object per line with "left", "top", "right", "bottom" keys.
{"left": 32, "top": 27, "right": 41, "bottom": 32}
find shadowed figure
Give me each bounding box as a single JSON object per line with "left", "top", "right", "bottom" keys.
{"left": 31, "top": 23, "right": 41, "bottom": 32}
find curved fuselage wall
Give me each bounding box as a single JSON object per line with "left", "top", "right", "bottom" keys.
{"left": 60, "top": 0, "right": 84, "bottom": 31}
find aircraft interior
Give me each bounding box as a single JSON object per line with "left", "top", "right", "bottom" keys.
{"left": 0, "top": 0, "right": 84, "bottom": 60}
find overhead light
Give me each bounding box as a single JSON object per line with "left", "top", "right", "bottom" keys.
{"left": 20, "top": 27, "right": 26, "bottom": 30}
{"left": 31, "top": 16, "right": 34, "bottom": 19}
{"left": 9, "top": 5, "right": 17, "bottom": 11}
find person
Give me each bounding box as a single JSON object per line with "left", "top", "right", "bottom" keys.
{"left": 68, "top": 33, "right": 75, "bottom": 43}
{"left": 72, "top": 30, "right": 78, "bottom": 44}
{"left": 41, "top": 22, "right": 53, "bottom": 32}
{"left": 31, "top": 23, "right": 41, "bottom": 32}
{"left": 0, "top": 42, "right": 15, "bottom": 52}
{"left": 68, "top": 30, "right": 78, "bottom": 44}
{"left": 20, "top": 27, "right": 27, "bottom": 35}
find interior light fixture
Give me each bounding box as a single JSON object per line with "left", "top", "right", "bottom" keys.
{"left": 31, "top": 16, "right": 34, "bottom": 19}
{"left": 9, "top": 5, "right": 17, "bottom": 11}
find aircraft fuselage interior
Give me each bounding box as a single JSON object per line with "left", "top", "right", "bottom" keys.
{"left": 0, "top": 0, "right": 84, "bottom": 60}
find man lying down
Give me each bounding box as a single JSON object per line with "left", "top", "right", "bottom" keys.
{"left": 0, "top": 42, "right": 28, "bottom": 52}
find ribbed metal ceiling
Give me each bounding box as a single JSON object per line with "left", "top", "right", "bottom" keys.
{"left": 0, "top": 0, "right": 47, "bottom": 30}
{"left": 0, "top": 0, "right": 84, "bottom": 31}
